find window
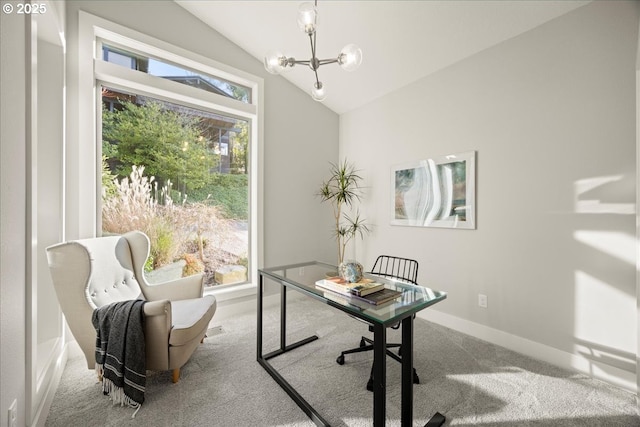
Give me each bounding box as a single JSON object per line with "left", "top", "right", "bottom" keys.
{"left": 87, "top": 16, "right": 261, "bottom": 294}
{"left": 102, "top": 44, "right": 252, "bottom": 103}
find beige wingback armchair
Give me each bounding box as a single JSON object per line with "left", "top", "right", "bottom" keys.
{"left": 46, "top": 230, "right": 217, "bottom": 383}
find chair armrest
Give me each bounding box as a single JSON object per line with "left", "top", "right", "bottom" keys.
{"left": 143, "top": 300, "right": 172, "bottom": 370}
{"left": 143, "top": 299, "right": 171, "bottom": 317}
{"left": 142, "top": 273, "right": 204, "bottom": 301}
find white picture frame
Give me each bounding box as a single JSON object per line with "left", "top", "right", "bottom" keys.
{"left": 391, "top": 151, "right": 476, "bottom": 229}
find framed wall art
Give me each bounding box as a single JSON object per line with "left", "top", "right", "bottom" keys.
{"left": 391, "top": 151, "right": 476, "bottom": 229}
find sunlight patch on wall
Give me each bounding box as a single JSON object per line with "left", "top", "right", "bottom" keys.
{"left": 574, "top": 270, "right": 635, "bottom": 355}
{"left": 574, "top": 175, "right": 635, "bottom": 214}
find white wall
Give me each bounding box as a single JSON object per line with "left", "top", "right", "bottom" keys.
{"left": 635, "top": 2, "right": 640, "bottom": 400}
{"left": 1, "top": 11, "right": 27, "bottom": 427}
{"left": 36, "top": 38, "right": 64, "bottom": 350}
{"left": 1, "top": 4, "right": 68, "bottom": 426}
{"left": 341, "top": 0, "right": 639, "bottom": 390}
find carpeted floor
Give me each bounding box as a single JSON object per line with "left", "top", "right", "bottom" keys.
{"left": 45, "top": 296, "right": 640, "bottom": 426}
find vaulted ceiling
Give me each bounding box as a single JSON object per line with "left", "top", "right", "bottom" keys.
{"left": 176, "top": 1, "right": 590, "bottom": 114}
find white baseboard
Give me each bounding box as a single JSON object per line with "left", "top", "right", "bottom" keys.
{"left": 417, "top": 309, "right": 637, "bottom": 394}
{"left": 32, "top": 341, "right": 69, "bottom": 427}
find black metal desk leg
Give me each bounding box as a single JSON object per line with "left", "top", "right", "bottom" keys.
{"left": 281, "top": 284, "right": 287, "bottom": 350}
{"left": 256, "top": 272, "right": 326, "bottom": 426}
{"left": 405, "top": 316, "right": 446, "bottom": 427}
{"left": 257, "top": 273, "right": 264, "bottom": 359}
{"left": 372, "top": 323, "right": 386, "bottom": 426}
{"left": 401, "top": 316, "right": 413, "bottom": 426}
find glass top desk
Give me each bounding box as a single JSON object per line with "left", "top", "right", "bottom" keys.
{"left": 257, "top": 261, "right": 447, "bottom": 427}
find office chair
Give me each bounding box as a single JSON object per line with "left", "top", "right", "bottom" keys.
{"left": 336, "top": 255, "right": 420, "bottom": 391}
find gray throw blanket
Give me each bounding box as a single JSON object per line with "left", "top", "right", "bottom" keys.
{"left": 92, "top": 299, "right": 146, "bottom": 415}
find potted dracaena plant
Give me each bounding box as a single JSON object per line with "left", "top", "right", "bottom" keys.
{"left": 318, "top": 159, "right": 371, "bottom": 282}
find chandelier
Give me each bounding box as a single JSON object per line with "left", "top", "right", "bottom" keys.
{"left": 263, "top": 0, "right": 363, "bottom": 102}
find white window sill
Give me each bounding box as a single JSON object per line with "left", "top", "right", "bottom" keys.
{"left": 205, "top": 282, "right": 256, "bottom": 303}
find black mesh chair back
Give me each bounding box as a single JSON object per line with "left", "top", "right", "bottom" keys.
{"left": 369, "top": 255, "right": 418, "bottom": 285}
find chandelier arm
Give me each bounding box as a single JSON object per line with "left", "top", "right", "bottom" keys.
{"left": 317, "top": 58, "right": 339, "bottom": 66}
{"left": 309, "top": 30, "right": 321, "bottom": 86}
{"left": 309, "top": 32, "right": 317, "bottom": 66}
{"left": 290, "top": 59, "right": 311, "bottom": 66}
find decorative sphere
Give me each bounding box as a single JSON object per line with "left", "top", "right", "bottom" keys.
{"left": 339, "top": 260, "right": 363, "bottom": 283}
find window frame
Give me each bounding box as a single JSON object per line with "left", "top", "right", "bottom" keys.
{"left": 77, "top": 11, "right": 263, "bottom": 300}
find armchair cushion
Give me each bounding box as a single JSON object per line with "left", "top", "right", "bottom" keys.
{"left": 170, "top": 296, "right": 217, "bottom": 346}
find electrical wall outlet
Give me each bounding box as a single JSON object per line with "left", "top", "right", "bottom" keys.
{"left": 8, "top": 399, "right": 17, "bottom": 427}
{"left": 478, "top": 294, "right": 488, "bottom": 308}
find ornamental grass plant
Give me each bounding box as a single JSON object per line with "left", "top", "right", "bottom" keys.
{"left": 102, "top": 165, "right": 243, "bottom": 284}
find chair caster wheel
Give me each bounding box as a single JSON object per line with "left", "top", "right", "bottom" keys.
{"left": 366, "top": 378, "right": 373, "bottom": 392}
{"left": 359, "top": 338, "right": 366, "bottom": 347}
{"left": 336, "top": 355, "right": 345, "bottom": 365}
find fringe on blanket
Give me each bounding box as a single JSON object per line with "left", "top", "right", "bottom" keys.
{"left": 96, "top": 363, "right": 142, "bottom": 418}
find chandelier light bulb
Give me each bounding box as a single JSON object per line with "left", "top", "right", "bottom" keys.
{"left": 264, "top": 51, "right": 287, "bottom": 74}
{"left": 311, "top": 82, "right": 326, "bottom": 102}
{"left": 297, "top": 2, "right": 317, "bottom": 34}
{"left": 338, "top": 44, "right": 363, "bottom": 72}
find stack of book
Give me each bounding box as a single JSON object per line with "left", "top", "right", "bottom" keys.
{"left": 315, "top": 276, "right": 401, "bottom": 305}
